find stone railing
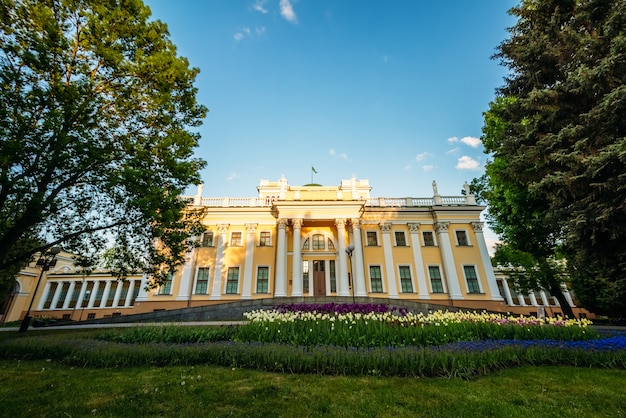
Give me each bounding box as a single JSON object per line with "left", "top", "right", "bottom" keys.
{"left": 181, "top": 195, "right": 477, "bottom": 207}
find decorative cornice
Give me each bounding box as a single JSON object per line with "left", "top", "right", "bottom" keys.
{"left": 407, "top": 223, "right": 420, "bottom": 233}
{"left": 245, "top": 223, "right": 258, "bottom": 233}
{"left": 471, "top": 222, "right": 484, "bottom": 232}
{"left": 292, "top": 218, "right": 303, "bottom": 229}
{"left": 335, "top": 218, "right": 346, "bottom": 229}
{"left": 217, "top": 224, "right": 229, "bottom": 234}
{"left": 379, "top": 222, "right": 391, "bottom": 233}
{"left": 277, "top": 219, "right": 288, "bottom": 229}
{"left": 350, "top": 218, "right": 361, "bottom": 229}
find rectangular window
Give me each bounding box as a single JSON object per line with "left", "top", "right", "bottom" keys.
{"left": 394, "top": 231, "right": 407, "bottom": 246}
{"left": 87, "top": 313, "right": 96, "bottom": 320}
{"left": 159, "top": 274, "right": 173, "bottom": 295}
{"left": 200, "top": 231, "right": 214, "bottom": 247}
{"left": 259, "top": 231, "right": 271, "bottom": 247}
{"left": 456, "top": 230, "right": 469, "bottom": 246}
{"left": 56, "top": 282, "right": 69, "bottom": 309}
{"left": 256, "top": 266, "right": 269, "bottom": 293}
{"left": 428, "top": 266, "right": 444, "bottom": 293}
{"left": 464, "top": 265, "right": 481, "bottom": 293}
{"left": 195, "top": 267, "right": 210, "bottom": 294}
{"left": 366, "top": 231, "right": 378, "bottom": 246}
{"left": 329, "top": 260, "right": 336, "bottom": 293}
{"left": 369, "top": 265, "right": 383, "bottom": 293}
{"left": 230, "top": 232, "right": 242, "bottom": 247}
{"left": 399, "top": 266, "right": 413, "bottom": 293}
{"left": 68, "top": 285, "right": 80, "bottom": 309}
{"left": 423, "top": 231, "right": 435, "bottom": 246}
{"left": 302, "top": 261, "right": 309, "bottom": 294}
{"left": 225, "top": 267, "right": 240, "bottom": 294}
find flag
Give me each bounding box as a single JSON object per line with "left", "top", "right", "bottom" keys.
{"left": 311, "top": 166, "right": 317, "bottom": 174}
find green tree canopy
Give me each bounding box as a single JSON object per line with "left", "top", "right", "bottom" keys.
{"left": 0, "top": 0, "right": 207, "bottom": 291}
{"left": 478, "top": 0, "right": 626, "bottom": 317}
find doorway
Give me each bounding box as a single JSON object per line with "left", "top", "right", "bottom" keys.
{"left": 313, "top": 260, "right": 326, "bottom": 296}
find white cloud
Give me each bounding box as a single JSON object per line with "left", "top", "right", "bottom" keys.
{"left": 456, "top": 156, "right": 481, "bottom": 171}
{"left": 252, "top": 0, "right": 268, "bottom": 14}
{"left": 446, "top": 147, "right": 459, "bottom": 155}
{"left": 422, "top": 165, "right": 436, "bottom": 172}
{"left": 460, "top": 136, "right": 481, "bottom": 148}
{"left": 226, "top": 172, "right": 240, "bottom": 181}
{"left": 234, "top": 27, "right": 265, "bottom": 42}
{"left": 448, "top": 136, "right": 482, "bottom": 148}
{"left": 280, "top": 0, "right": 298, "bottom": 23}
{"left": 404, "top": 164, "right": 412, "bottom": 171}
{"left": 329, "top": 148, "right": 348, "bottom": 160}
{"left": 415, "top": 152, "right": 433, "bottom": 162}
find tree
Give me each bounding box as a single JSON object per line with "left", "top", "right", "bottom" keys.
{"left": 478, "top": 0, "right": 626, "bottom": 317}
{"left": 0, "top": 0, "right": 207, "bottom": 295}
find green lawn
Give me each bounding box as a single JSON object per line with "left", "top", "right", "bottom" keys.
{"left": 1, "top": 360, "right": 624, "bottom": 417}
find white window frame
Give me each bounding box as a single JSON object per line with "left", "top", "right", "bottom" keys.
{"left": 258, "top": 231, "right": 272, "bottom": 247}
{"left": 398, "top": 264, "right": 414, "bottom": 293}
{"left": 368, "top": 264, "right": 385, "bottom": 293}
{"left": 463, "top": 264, "right": 482, "bottom": 294}
{"left": 422, "top": 230, "right": 437, "bottom": 247}
{"left": 454, "top": 229, "right": 471, "bottom": 246}
{"left": 427, "top": 265, "right": 446, "bottom": 294}
{"left": 255, "top": 265, "right": 271, "bottom": 294}
{"left": 193, "top": 266, "right": 211, "bottom": 295}
{"left": 229, "top": 231, "right": 243, "bottom": 247}
{"left": 394, "top": 230, "right": 408, "bottom": 247}
{"left": 366, "top": 230, "right": 379, "bottom": 246}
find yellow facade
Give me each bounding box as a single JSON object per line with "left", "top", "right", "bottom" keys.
{"left": 0, "top": 177, "right": 588, "bottom": 323}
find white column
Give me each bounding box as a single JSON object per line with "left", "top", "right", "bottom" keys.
{"left": 62, "top": 281, "right": 76, "bottom": 309}
{"left": 210, "top": 224, "right": 229, "bottom": 300}
{"left": 472, "top": 222, "right": 503, "bottom": 301}
{"left": 517, "top": 293, "right": 527, "bottom": 306}
{"left": 408, "top": 223, "right": 429, "bottom": 299}
{"left": 99, "top": 280, "right": 112, "bottom": 308}
{"left": 528, "top": 291, "right": 539, "bottom": 306}
{"left": 50, "top": 282, "right": 64, "bottom": 310}
{"left": 435, "top": 222, "right": 463, "bottom": 299}
{"left": 379, "top": 222, "right": 399, "bottom": 298}
{"left": 350, "top": 219, "right": 367, "bottom": 297}
{"left": 540, "top": 290, "right": 550, "bottom": 306}
{"left": 112, "top": 280, "right": 124, "bottom": 307}
{"left": 88, "top": 281, "right": 99, "bottom": 308}
{"left": 335, "top": 219, "right": 350, "bottom": 297}
{"left": 176, "top": 249, "right": 196, "bottom": 301}
{"left": 562, "top": 285, "right": 575, "bottom": 307}
{"left": 274, "top": 219, "right": 288, "bottom": 297}
{"left": 290, "top": 219, "right": 303, "bottom": 297}
{"left": 37, "top": 282, "right": 53, "bottom": 310}
{"left": 76, "top": 281, "right": 88, "bottom": 309}
{"left": 124, "top": 280, "right": 136, "bottom": 307}
{"left": 241, "top": 223, "right": 257, "bottom": 299}
{"left": 501, "top": 278, "right": 515, "bottom": 306}
{"left": 134, "top": 274, "right": 151, "bottom": 302}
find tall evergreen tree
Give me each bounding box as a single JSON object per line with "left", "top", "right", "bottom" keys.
{"left": 479, "top": 0, "right": 626, "bottom": 317}
{"left": 0, "top": 0, "right": 207, "bottom": 294}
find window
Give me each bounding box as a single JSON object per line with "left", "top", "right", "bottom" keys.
{"left": 327, "top": 239, "right": 335, "bottom": 250}
{"left": 312, "top": 234, "right": 325, "bottom": 250}
{"left": 302, "top": 238, "right": 310, "bottom": 250}
{"left": 428, "top": 266, "right": 444, "bottom": 293}
{"left": 87, "top": 313, "right": 96, "bottom": 320}
{"left": 200, "top": 231, "right": 214, "bottom": 247}
{"left": 159, "top": 274, "right": 173, "bottom": 295}
{"left": 230, "top": 232, "right": 242, "bottom": 247}
{"left": 256, "top": 266, "right": 269, "bottom": 293}
{"left": 302, "top": 261, "right": 309, "bottom": 294}
{"left": 69, "top": 285, "right": 80, "bottom": 309}
{"left": 329, "top": 260, "right": 336, "bottom": 293}
{"left": 225, "top": 267, "right": 240, "bottom": 294}
{"left": 455, "top": 230, "right": 469, "bottom": 246}
{"left": 464, "top": 265, "right": 481, "bottom": 293}
{"left": 195, "top": 267, "right": 210, "bottom": 294}
{"left": 399, "top": 266, "right": 413, "bottom": 293}
{"left": 422, "top": 231, "right": 435, "bottom": 247}
{"left": 259, "top": 231, "right": 271, "bottom": 247}
{"left": 366, "top": 231, "right": 378, "bottom": 246}
{"left": 57, "top": 283, "right": 69, "bottom": 309}
{"left": 369, "top": 265, "right": 383, "bottom": 293}
{"left": 395, "top": 231, "right": 407, "bottom": 246}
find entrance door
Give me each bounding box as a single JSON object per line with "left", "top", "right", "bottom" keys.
{"left": 313, "top": 260, "right": 326, "bottom": 296}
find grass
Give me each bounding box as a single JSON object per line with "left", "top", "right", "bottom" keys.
{"left": 0, "top": 359, "right": 624, "bottom": 417}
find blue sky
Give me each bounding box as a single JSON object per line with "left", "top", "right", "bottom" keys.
{"left": 144, "top": 0, "right": 519, "bottom": 250}
{"left": 145, "top": 0, "right": 517, "bottom": 197}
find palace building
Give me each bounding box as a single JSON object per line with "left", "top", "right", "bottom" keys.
{"left": 1, "top": 177, "right": 584, "bottom": 323}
